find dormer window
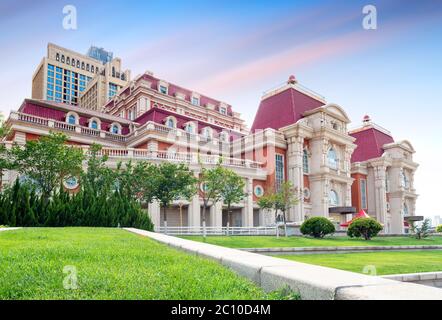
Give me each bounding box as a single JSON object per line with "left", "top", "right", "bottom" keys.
{"left": 110, "top": 123, "right": 122, "bottom": 134}
{"left": 192, "top": 97, "right": 200, "bottom": 106}
{"left": 66, "top": 112, "right": 79, "bottom": 125}
{"left": 89, "top": 117, "right": 101, "bottom": 130}
{"left": 165, "top": 116, "right": 176, "bottom": 129}
{"left": 184, "top": 122, "right": 195, "bottom": 134}
{"left": 159, "top": 85, "right": 168, "bottom": 95}
{"left": 220, "top": 106, "right": 227, "bottom": 115}
{"left": 202, "top": 127, "right": 213, "bottom": 139}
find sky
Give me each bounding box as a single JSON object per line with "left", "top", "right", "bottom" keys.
{"left": 0, "top": 0, "right": 441, "bottom": 221}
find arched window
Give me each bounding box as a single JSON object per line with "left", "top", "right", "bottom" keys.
{"left": 165, "top": 117, "right": 176, "bottom": 128}
{"left": 327, "top": 148, "right": 338, "bottom": 169}
{"left": 81, "top": 62, "right": 85, "bottom": 70}
{"left": 86, "top": 64, "right": 90, "bottom": 71}
{"left": 220, "top": 132, "right": 229, "bottom": 142}
{"left": 61, "top": 55, "right": 65, "bottom": 63}
{"left": 68, "top": 115, "right": 76, "bottom": 125}
{"left": 66, "top": 112, "right": 78, "bottom": 125}
{"left": 66, "top": 57, "right": 70, "bottom": 65}
{"left": 90, "top": 120, "right": 98, "bottom": 130}
{"left": 91, "top": 66, "right": 94, "bottom": 73}
{"left": 202, "top": 127, "right": 212, "bottom": 139}
{"left": 56, "top": 53, "right": 60, "bottom": 61}
{"left": 184, "top": 123, "right": 194, "bottom": 134}
{"left": 112, "top": 67, "right": 115, "bottom": 77}
{"left": 71, "top": 58, "right": 75, "bottom": 66}
{"left": 329, "top": 190, "right": 339, "bottom": 207}
{"left": 303, "top": 149, "right": 309, "bottom": 173}
{"left": 403, "top": 203, "right": 409, "bottom": 217}
{"left": 111, "top": 124, "right": 119, "bottom": 134}
{"left": 77, "top": 60, "right": 80, "bottom": 68}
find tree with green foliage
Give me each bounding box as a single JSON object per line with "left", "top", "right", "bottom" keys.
{"left": 11, "top": 132, "right": 84, "bottom": 200}
{"left": 300, "top": 217, "right": 335, "bottom": 238}
{"left": 257, "top": 181, "right": 299, "bottom": 237}
{"left": 0, "top": 114, "right": 14, "bottom": 191}
{"left": 410, "top": 218, "right": 432, "bottom": 240}
{"left": 150, "top": 162, "right": 197, "bottom": 233}
{"left": 218, "top": 168, "right": 246, "bottom": 235}
{"left": 436, "top": 225, "right": 442, "bottom": 233}
{"left": 347, "top": 217, "right": 383, "bottom": 240}
{"left": 199, "top": 163, "right": 226, "bottom": 238}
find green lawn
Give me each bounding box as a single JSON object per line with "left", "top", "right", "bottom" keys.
{"left": 0, "top": 228, "right": 277, "bottom": 300}
{"left": 182, "top": 235, "right": 442, "bottom": 248}
{"left": 276, "top": 251, "right": 442, "bottom": 275}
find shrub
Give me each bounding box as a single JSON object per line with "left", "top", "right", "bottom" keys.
{"left": 437, "top": 225, "right": 442, "bottom": 233}
{"left": 410, "top": 218, "right": 431, "bottom": 239}
{"left": 300, "top": 217, "right": 335, "bottom": 238}
{"left": 347, "top": 218, "right": 382, "bottom": 240}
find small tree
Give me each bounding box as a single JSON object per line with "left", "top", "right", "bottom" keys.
{"left": 199, "top": 163, "right": 226, "bottom": 238}
{"left": 12, "top": 132, "right": 84, "bottom": 201}
{"left": 0, "top": 114, "right": 14, "bottom": 191}
{"left": 347, "top": 218, "right": 383, "bottom": 240}
{"left": 300, "top": 217, "right": 335, "bottom": 238}
{"left": 410, "top": 218, "right": 432, "bottom": 240}
{"left": 151, "top": 162, "right": 197, "bottom": 234}
{"left": 436, "top": 225, "right": 442, "bottom": 233}
{"left": 257, "top": 181, "right": 299, "bottom": 237}
{"left": 218, "top": 168, "right": 245, "bottom": 235}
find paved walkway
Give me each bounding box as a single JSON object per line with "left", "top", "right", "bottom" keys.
{"left": 242, "top": 245, "right": 442, "bottom": 255}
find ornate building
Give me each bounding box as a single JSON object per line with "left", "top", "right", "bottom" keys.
{"left": 4, "top": 65, "right": 418, "bottom": 234}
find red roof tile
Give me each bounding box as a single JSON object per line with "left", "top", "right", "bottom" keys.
{"left": 250, "top": 87, "right": 324, "bottom": 132}
{"left": 350, "top": 127, "right": 394, "bottom": 162}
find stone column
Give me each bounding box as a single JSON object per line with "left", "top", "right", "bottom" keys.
{"left": 286, "top": 136, "right": 304, "bottom": 222}
{"left": 148, "top": 200, "right": 161, "bottom": 230}
{"left": 241, "top": 178, "right": 254, "bottom": 227}
{"left": 187, "top": 194, "right": 201, "bottom": 228}
{"left": 210, "top": 201, "right": 223, "bottom": 227}
{"left": 372, "top": 164, "right": 388, "bottom": 230}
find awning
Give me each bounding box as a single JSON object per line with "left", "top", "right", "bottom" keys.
{"left": 329, "top": 206, "right": 356, "bottom": 215}
{"left": 340, "top": 209, "right": 371, "bottom": 227}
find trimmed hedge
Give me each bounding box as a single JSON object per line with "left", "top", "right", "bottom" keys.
{"left": 347, "top": 217, "right": 382, "bottom": 240}
{"left": 300, "top": 217, "right": 335, "bottom": 238}
{"left": 0, "top": 179, "right": 153, "bottom": 230}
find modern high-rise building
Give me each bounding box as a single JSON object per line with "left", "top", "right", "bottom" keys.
{"left": 31, "top": 43, "right": 130, "bottom": 110}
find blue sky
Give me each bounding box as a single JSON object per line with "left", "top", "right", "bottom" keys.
{"left": 0, "top": 0, "right": 441, "bottom": 220}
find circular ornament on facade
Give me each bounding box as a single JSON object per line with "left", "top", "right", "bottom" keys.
{"left": 254, "top": 185, "right": 264, "bottom": 197}
{"left": 63, "top": 176, "right": 79, "bottom": 190}
{"left": 303, "top": 187, "right": 311, "bottom": 200}
{"left": 200, "top": 182, "right": 209, "bottom": 193}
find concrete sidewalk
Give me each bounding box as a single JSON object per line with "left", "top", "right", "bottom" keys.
{"left": 125, "top": 228, "right": 442, "bottom": 300}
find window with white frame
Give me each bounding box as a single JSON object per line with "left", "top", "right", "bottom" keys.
{"left": 191, "top": 96, "right": 200, "bottom": 106}
{"left": 403, "top": 203, "right": 409, "bottom": 217}
{"left": 303, "top": 149, "right": 309, "bottom": 174}
{"left": 327, "top": 148, "right": 338, "bottom": 170}
{"left": 184, "top": 123, "right": 194, "bottom": 134}
{"left": 66, "top": 112, "right": 78, "bottom": 125}
{"left": 110, "top": 123, "right": 121, "bottom": 134}
{"left": 220, "top": 106, "right": 227, "bottom": 115}
{"left": 400, "top": 169, "right": 409, "bottom": 189}
{"left": 159, "top": 85, "right": 168, "bottom": 95}
{"left": 202, "top": 127, "right": 213, "bottom": 139}
{"left": 329, "top": 189, "right": 339, "bottom": 207}
{"left": 360, "top": 179, "right": 367, "bottom": 209}
{"left": 89, "top": 118, "right": 100, "bottom": 130}
{"left": 275, "top": 154, "right": 284, "bottom": 191}
{"left": 254, "top": 185, "right": 264, "bottom": 197}
{"left": 166, "top": 117, "right": 176, "bottom": 128}
{"left": 220, "top": 132, "right": 229, "bottom": 142}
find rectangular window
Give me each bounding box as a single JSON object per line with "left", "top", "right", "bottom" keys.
{"left": 47, "top": 89, "right": 53, "bottom": 97}
{"left": 192, "top": 97, "right": 199, "bottom": 106}
{"left": 360, "top": 179, "right": 367, "bottom": 209}
{"left": 56, "top": 73, "right": 62, "bottom": 80}
{"left": 47, "top": 77, "right": 54, "bottom": 83}
{"left": 159, "top": 85, "right": 168, "bottom": 94}
{"left": 220, "top": 106, "right": 227, "bottom": 115}
{"left": 275, "top": 154, "right": 285, "bottom": 191}
{"left": 47, "top": 70, "right": 54, "bottom": 77}
{"left": 48, "top": 64, "right": 54, "bottom": 71}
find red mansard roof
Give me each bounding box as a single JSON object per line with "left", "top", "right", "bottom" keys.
{"left": 350, "top": 126, "right": 394, "bottom": 162}
{"left": 251, "top": 87, "right": 325, "bottom": 132}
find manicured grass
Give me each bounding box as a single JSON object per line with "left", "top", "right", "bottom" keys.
{"left": 275, "top": 251, "right": 442, "bottom": 275}
{"left": 182, "top": 235, "right": 442, "bottom": 248}
{"left": 0, "top": 228, "right": 274, "bottom": 300}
